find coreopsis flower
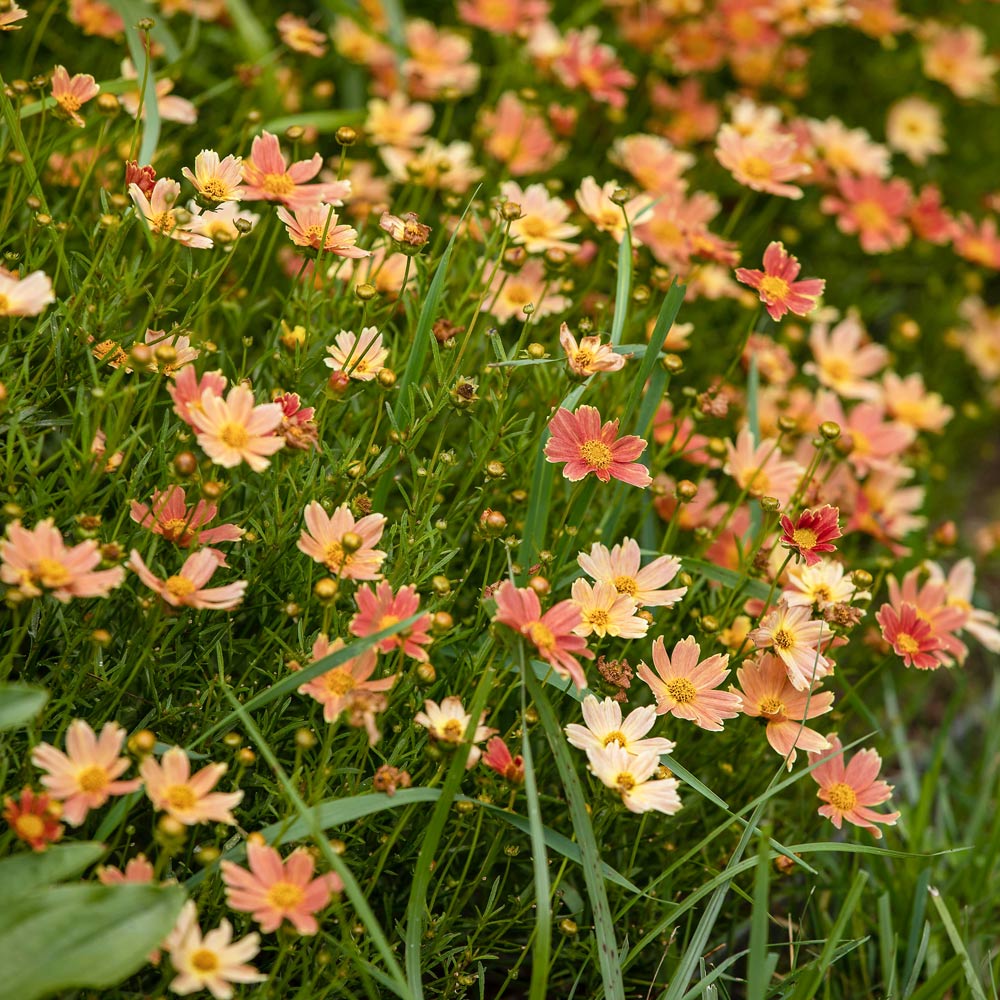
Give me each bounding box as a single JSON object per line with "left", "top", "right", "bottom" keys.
{"left": 276, "top": 12, "right": 327, "bottom": 57}
{"left": 381, "top": 139, "right": 483, "bottom": 193}
{"left": 886, "top": 97, "right": 945, "bottom": 166}
{"left": 50, "top": 65, "right": 99, "bottom": 127}
{"left": 560, "top": 324, "right": 625, "bottom": 378}
{"left": 130, "top": 177, "right": 212, "bottom": 249}
{"left": 723, "top": 427, "right": 803, "bottom": 506}
{"left": 750, "top": 603, "right": 832, "bottom": 690}
{"left": 188, "top": 384, "right": 285, "bottom": 472}
{"left": 221, "top": 840, "right": 341, "bottom": 935}
{"left": 414, "top": 696, "right": 495, "bottom": 768}
{"left": 734, "top": 241, "right": 825, "bottom": 321}
{"left": 98, "top": 854, "right": 155, "bottom": 884}
{"left": 502, "top": 181, "right": 580, "bottom": 254}
{"left": 379, "top": 211, "right": 431, "bottom": 252}
{"left": 3, "top": 787, "right": 64, "bottom": 851}
{"left": 297, "top": 502, "right": 387, "bottom": 580}
{"left": 881, "top": 372, "right": 953, "bottom": 433}
{"left": 715, "top": 126, "right": 808, "bottom": 199}
{"left": 350, "top": 582, "right": 433, "bottom": 661}
{"left": 545, "top": 405, "right": 651, "bottom": 487}
{"left": 612, "top": 133, "right": 694, "bottom": 198}
{"left": 181, "top": 150, "right": 244, "bottom": 204}
{"left": 458, "top": 0, "right": 549, "bottom": 34}
{"left": 0, "top": 267, "right": 55, "bottom": 317}
{"left": 141, "top": 747, "right": 242, "bottom": 826}
{"left": 637, "top": 636, "right": 742, "bottom": 731}
{"left": 783, "top": 561, "right": 859, "bottom": 611}
{"left": 577, "top": 538, "right": 686, "bottom": 608}
{"left": 816, "top": 393, "right": 916, "bottom": 476}
{"left": 278, "top": 203, "right": 368, "bottom": 259}
{"left": 480, "top": 92, "right": 564, "bottom": 176}
{"left": 324, "top": 327, "right": 388, "bottom": 381}
{"left": 0, "top": 1, "right": 28, "bottom": 29}
{"left": 242, "top": 131, "right": 350, "bottom": 208}
{"left": 565, "top": 695, "right": 675, "bottom": 757}
{"left": 131, "top": 486, "right": 243, "bottom": 550}
{"left": 1, "top": 519, "right": 125, "bottom": 601}
{"left": 166, "top": 901, "right": 265, "bottom": 998}
{"left": 128, "top": 548, "right": 247, "bottom": 611}
{"left": 481, "top": 738, "right": 525, "bottom": 783}
{"left": 586, "top": 745, "right": 682, "bottom": 815}
{"left": 575, "top": 176, "right": 651, "bottom": 243}
{"left": 884, "top": 570, "right": 967, "bottom": 665}
{"left": 908, "top": 184, "right": 954, "bottom": 246}
{"left": 820, "top": 174, "right": 912, "bottom": 254}
{"left": 483, "top": 257, "right": 571, "bottom": 322}
{"left": 736, "top": 654, "right": 834, "bottom": 768}
{"left": 492, "top": 581, "right": 593, "bottom": 690}
{"left": 119, "top": 59, "right": 196, "bottom": 124}
{"left": 365, "top": 93, "right": 433, "bottom": 150}
{"left": 928, "top": 558, "right": 1000, "bottom": 653}
{"left": 807, "top": 116, "right": 891, "bottom": 179}
{"left": 570, "top": 578, "right": 647, "bottom": 640}
{"left": 952, "top": 214, "right": 1000, "bottom": 270}
{"left": 31, "top": 720, "right": 141, "bottom": 825}
{"left": 920, "top": 22, "right": 997, "bottom": 101}
{"left": 274, "top": 392, "right": 319, "bottom": 451}
{"left": 804, "top": 313, "right": 888, "bottom": 400}
{"left": 780, "top": 506, "right": 842, "bottom": 566}
{"left": 403, "top": 19, "right": 480, "bottom": 99}
{"left": 808, "top": 736, "right": 900, "bottom": 839}
{"left": 168, "top": 367, "right": 227, "bottom": 426}
{"left": 191, "top": 201, "right": 260, "bottom": 246}
{"left": 875, "top": 602, "right": 943, "bottom": 670}
{"left": 142, "top": 328, "right": 200, "bottom": 376}
{"left": 553, "top": 26, "right": 635, "bottom": 109}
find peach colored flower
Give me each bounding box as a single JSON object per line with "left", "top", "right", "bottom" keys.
{"left": 381, "top": 139, "right": 483, "bottom": 193}
{"left": 128, "top": 548, "right": 247, "bottom": 611}
{"left": 637, "top": 635, "right": 742, "bottom": 731}
{"left": 366, "top": 93, "right": 433, "bottom": 150}
{"left": 612, "top": 132, "right": 694, "bottom": 197}
{"left": 735, "top": 241, "right": 825, "bottom": 321}
{"left": 168, "top": 367, "right": 227, "bottom": 426}
{"left": 715, "top": 126, "right": 808, "bottom": 199}
{"left": 130, "top": 177, "right": 212, "bottom": 249}
{"left": 141, "top": 747, "right": 243, "bottom": 826}
{"left": 403, "top": 19, "right": 480, "bottom": 99}
{"left": 222, "top": 840, "right": 341, "bottom": 934}
{"left": 119, "top": 59, "right": 196, "bottom": 124}
{"left": 182, "top": 150, "right": 244, "bottom": 204}
{"left": 484, "top": 257, "right": 571, "bottom": 322}
{"left": 0, "top": 1, "right": 28, "bottom": 29}
{"left": 545, "top": 405, "right": 651, "bottom": 487}
{"left": 560, "top": 324, "right": 625, "bottom": 377}
{"left": 480, "top": 92, "right": 564, "bottom": 176}
{"left": 820, "top": 174, "right": 912, "bottom": 254}
{"left": 586, "top": 745, "right": 682, "bottom": 814}
{"left": 783, "top": 560, "right": 859, "bottom": 611}
{"left": 142, "top": 328, "right": 200, "bottom": 376}
{"left": 0, "top": 267, "right": 54, "bottom": 317}
{"left": 188, "top": 384, "right": 285, "bottom": 472}
{"left": 875, "top": 601, "right": 941, "bottom": 670}
{"left": 570, "top": 578, "right": 647, "bottom": 640}
{"left": 808, "top": 735, "right": 899, "bottom": 839}
{"left": 98, "top": 854, "right": 155, "bottom": 884}
{"left": 296, "top": 634, "right": 396, "bottom": 726}
{"left": 458, "top": 0, "right": 549, "bottom": 34}
{"left": 502, "top": 181, "right": 580, "bottom": 254}
{"left": 130, "top": 486, "right": 243, "bottom": 549}
{"left": 920, "top": 22, "right": 997, "bottom": 101}
{"left": 928, "top": 558, "right": 1000, "bottom": 653}
{"left": 577, "top": 537, "right": 686, "bottom": 608}
{"left": 952, "top": 214, "right": 1000, "bottom": 270}
{"left": 242, "top": 131, "right": 350, "bottom": 208}
{"left": 565, "top": 695, "right": 674, "bottom": 757}
{"left": 575, "top": 176, "right": 652, "bottom": 243}
{"left": 735, "top": 653, "right": 833, "bottom": 768}
{"left": 324, "top": 327, "right": 388, "bottom": 381}
{"left": 50, "top": 65, "right": 99, "bottom": 127}
{"left": 724, "top": 427, "right": 803, "bottom": 505}
{"left": 297, "top": 501, "right": 387, "bottom": 580}
{"left": 553, "top": 26, "right": 635, "bottom": 109}
{"left": 276, "top": 12, "right": 327, "bottom": 57}
{"left": 3, "top": 787, "right": 63, "bottom": 851}
{"left": 278, "top": 203, "right": 368, "bottom": 258}
{"left": 804, "top": 313, "right": 887, "bottom": 400}
{"left": 750, "top": 603, "right": 832, "bottom": 690}
{"left": 1, "top": 519, "right": 124, "bottom": 602}
{"left": 350, "top": 582, "right": 433, "bottom": 661}
{"left": 414, "top": 696, "right": 495, "bottom": 768}
{"left": 807, "top": 116, "right": 891, "bottom": 178}
{"left": 881, "top": 372, "right": 953, "bottom": 433}
{"left": 31, "top": 720, "right": 141, "bottom": 825}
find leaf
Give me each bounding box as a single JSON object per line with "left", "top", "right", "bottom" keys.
{"left": 0, "top": 883, "right": 185, "bottom": 1000}
{"left": 928, "top": 886, "right": 990, "bottom": 1000}
{"left": 680, "top": 557, "right": 772, "bottom": 601}
{"left": 0, "top": 682, "right": 48, "bottom": 731}
{"left": 0, "top": 843, "right": 105, "bottom": 899}
{"left": 260, "top": 110, "right": 364, "bottom": 135}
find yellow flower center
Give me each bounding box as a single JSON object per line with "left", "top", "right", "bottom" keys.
{"left": 150, "top": 210, "right": 177, "bottom": 235}
{"left": 219, "top": 422, "right": 250, "bottom": 449}
{"left": 853, "top": 199, "right": 889, "bottom": 232}
{"left": 322, "top": 669, "right": 355, "bottom": 697}
{"left": 896, "top": 632, "right": 920, "bottom": 654}
{"left": 740, "top": 154, "right": 774, "bottom": 181}
{"left": 518, "top": 216, "right": 550, "bottom": 239}
{"left": 15, "top": 814, "right": 46, "bottom": 840}
{"left": 59, "top": 94, "right": 82, "bottom": 112}
{"left": 665, "top": 677, "right": 698, "bottom": 704}
{"left": 324, "top": 540, "right": 350, "bottom": 570}
{"left": 758, "top": 695, "right": 785, "bottom": 717}
{"left": 792, "top": 527, "right": 818, "bottom": 550}
{"left": 165, "top": 784, "right": 198, "bottom": 812}
{"left": 35, "top": 557, "right": 72, "bottom": 589}
{"left": 160, "top": 518, "right": 195, "bottom": 544}
{"left": 76, "top": 764, "right": 109, "bottom": 794}
{"left": 822, "top": 356, "right": 852, "bottom": 383}
{"left": 772, "top": 628, "right": 794, "bottom": 650}
{"left": 579, "top": 440, "right": 613, "bottom": 470}
{"left": 199, "top": 177, "right": 230, "bottom": 202}
{"left": 0, "top": 294, "right": 9, "bottom": 313}
{"left": 164, "top": 575, "right": 197, "bottom": 599}
{"left": 527, "top": 621, "right": 556, "bottom": 653}
{"left": 586, "top": 609, "right": 610, "bottom": 629}
{"left": 266, "top": 880, "right": 305, "bottom": 910}
{"left": 441, "top": 719, "right": 464, "bottom": 741}
{"left": 613, "top": 575, "right": 638, "bottom": 597}
{"left": 573, "top": 348, "right": 596, "bottom": 369}
{"left": 812, "top": 584, "right": 832, "bottom": 604}
{"left": 602, "top": 730, "right": 627, "bottom": 747}
{"left": 826, "top": 781, "right": 857, "bottom": 812}
{"left": 758, "top": 275, "right": 790, "bottom": 301}
{"left": 262, "top": 173, "right": 295, "bottom": 196}
{"left": 378, "top": 614, "right": 400, "bottom": 631}
{"left": 615, "top": 771, "right": 636, "bottom": 792}
{"left": 190, "top": 948, "right": 221, "bottom": 973}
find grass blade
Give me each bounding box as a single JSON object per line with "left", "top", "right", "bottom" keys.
{"left": 928, "top": 885, "right": 989, "bottom": 1000}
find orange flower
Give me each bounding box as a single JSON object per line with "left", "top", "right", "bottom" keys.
{"left": 128, "top": 548, "right": 247, "bottom": 611}
{"left": 141, "top": 747, "right": 243, "bottom": 826}
{"left": 3, "top": 787, "right": 64, "bottom": 851}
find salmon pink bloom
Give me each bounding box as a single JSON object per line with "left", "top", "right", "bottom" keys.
{"left": 278, "top": 203, "right": 368, "bottom": 258}
{"left": 808, "top": 736, "right": 900, "bottom": 839}
{"left": 50, "top": 65, "right": 99, "bottom": 127}
{"left": 735, "top": 241, "right": 825, "bottom": 321}
{"left": 637, "top": 636, "right": 742, "bottom": 731}
{"left": 807, "top": 116, "right": 891, "bottom": 179}
{"left": 130, "top": 177, "right": 212, "bottom": 249}
{"left": 612, "top": 132, "right": 694, "bottom": 198}
{"left": 875, "top": 602, "right": 941, "bottom": 669}
{"left": 403, "top": 19, "right": 480, "bottom": 100}
{"left": 493, "top": 581, "right": 593, "bottom": 690}
{"left": 414, "top": 696, "right": 495, "bottom": 768}
{"left": 586, "top": 745, "right": 682, "bottom": 815}
{"left": 780, "top": 506, "right": 842, "bottom": 566}
{"left": 821, "top": 174, "right": 912, "bottom": 254}
{"left": 481, "top": 738, "right": 525, "bottom": 783}
{"left": 458, "top": 0, "right": 549, "bottom": 34}
{"left": 98, "top": 854, "right": 155, "bottom": 884}
{"left": 715, "top": 126, "right": 808, "bottom": 199}
{"left": 125, "top": 160, "right": 156, "bottom": 198}
{"left": 724, "top": 427, "right": 803, "bottom": 505}
{"left": 366, "top": 93, "right": 433, "bottom": 150}
{"left": 131, "top": 486, "right": 243, "bottom": 550}
{"left": 750, "top": 603, "right": 832, "bottom": 690}
{"left": 182, "top": 150, "right": 244, "bottom": 204}
{"left": 0, "top": 267, "right": 55, "bottom": 317}
{"left": 480, "top": 92, "right": 564, "bottom": 176}
{"left": 952, "top": 214, "right": 1000, "bottom": 270}
{"left": 815, "top": 393, "right": 916, "bottom": 476}
{"left": 31, "top": 720, "right": 140, "bottom": 825}
{"left": 484, "top": 257, "right": 571, "bottom": 322}
{"left": 168, "top": 366, "right": 227, "bottom": 426}
{"left": 381, "top": 139, "right": 483, "bottom": 194}
{"left": 570, "top": 578, "right": 647, "bottom": 640}
{"left": 928, "top": 558, "right": 1000, "bottom": 653}
{"left": 188, "top": 384, "right": 285, "bottom": 472}
{"left": 128, "top": 548, "right": 247, "bottom": 611}
{"left": 242, "top": 131, "right": 349, "bottom": 208}
{"left": 503, "top": 181, "right": 580, "bottom": 254}
{"left": 920, "top": 22, "right": 997, "bottom": 101}
{"left": 575, "top": 176, "right": 652, "bottom": 244}
{"left": 545, "top": 405, "right": 651, "bottom": 487}
{"left": 276, "top": 12, "right": 327, "bottom": 57}
{"left": 3, "top": 787, "right": 63, "bottom": 851}
{"left": 909, "top": 184, "right": 954, "bottom": 245}
{"left": 297, "top": 501, "right": 387, "bottom": 580}
{"left": 324, "top": 327, "right": 388, "bottom": 381}
{"left": 166, "top": 901, "right": 265, "bottom": 998}
{"left": 553, "top": 27, "right": 635, "bottom": 109}
{"left": 881, "top": 372, "right": 953, "bottom": 433}
{"left": 560, "top": 324, "right": 625, "bottom": 377}
{"left": 141, "top": 747, "right": 242, "bottom": 826}
{"left": 804, "top": 314, "right": 888, "bottom": 400}
{"left": 221, "top": 840, "right": 341, "bottom": 934}
{"left": 119, "top": 59, "right": 196, "bottom": 124}
{"left": 350, "top": 582, "right": 432, "bottom": 661}
{"left": 0, "top": 1, "right": 28, "bottom": 29}
{"left": 565, "top": 695, "right": 675, "bottom": 757}
{"left": 577, "top": 537, "right": 686, "bottom": 608}
{"left": 1, "top": 519, "right": 125, "bottom": 602}
{"left": 886, "top": 568, "right": 967, "bottom": 665}
{"left": 736, "top": 654, "right": 834, "bottom": 768}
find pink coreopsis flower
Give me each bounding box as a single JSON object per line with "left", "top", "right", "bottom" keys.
{"left": 750, "top": 603, "right": 832, "bottom": 690}
{"left": 481, "top": 737, "right": 525, "bottom": 783}
{"left": 242, "top": 131, "right": 350, "bottom": 208}
{"left": 875, "top": 601, "right": 942, "bottom": 670}
{"left": 125, "top": 160, "right": 156, "bottom": 198}
{"left": 278, "top": 203, "right": 368, "bottom": 258}
{"left": 780, "top": 506, "right": 842, "bottom": 566}
{"left": 577, "top": 537, "right": 686, "bottom": 608}
{"left": 928, "top": 558, "right": 1000, "bottom": 653}
{"left": 612, "top": 133, "right": 694, "bottom": 198}
{"left": 414, "top": 697, "right": 495, "bottom": 768}
{"left": 381, "top": 139, "right": 483, "bottom": 193}
{"left": 560, "top": 324, "right": 625, "bottom": 377}
{"left": 736, "top": 654, "right": 834, "bottom": 768}
{"left": 296, "top": 634, "right": 396, "bottom": 726}
{"left": 881, "top": 372, "right": 954, "bottom": 433}
{"left": 181, "top": 150, "right": 244, "bottom": 204}
{"left": 724, "top": 427, "right": 803, "bottom": 505}
{"left": 952, "top": 214, "right": 1000, "bottom": 270}
{"left": 366, "top": 93, "right": 433, "bottom": 150}
{"left": 222, "top": 840, "right": 341, "bottom": 934}
{"left": 553, "top": 27, "right": 635, "bottom": 109}
{"left": 586, "top": 745, "right": 682, "bottom": 815}
{"left": 821, "top": 174, "right": 912, "bottom": 254}
{"left": 350, "top": 582, "right": 433, "bottom": 661}
{"left": 806, "top": 116, "right": 891, "bottom": 179}
{"left": 816, "top": 393, "right": 916, "bottom": 476}
{"left": 4, "top": 787, "right": 64, "bottom": 851}
{"left": 324, "top": 327, "right": 388, "bottom": 381}
{"left": 128, "top": 548, "right": 247, "bottom": 611}
{"left": 142, "top": 328, "right": 200, "bottom": 376}
{"left": 920, "top": 22, "right": 997, "bottom": 101}
{"left": 0, "top": 1, "right": 28, "bottom": 29}
{"left": 570, "top": 578, "right": 647, "bottom": 640}
{"left": 168, "top": 367, "right": 227, "bottom": 426}
{"left": 715, "top": 126, "right": 808, "bottom": 199}
{"left": 484, "top": 257, "right": 571, "bottom": 322}
{"left": 403, "top": 19, "right": 481, "bottom": 100}
{"left": 804, "top": 313, "right": 888, "bottom": 400}
{"left": 887, "top": 568, "right": 967, "bottom": 665}
{"left": 141, "top": 747, "right": 243, "bottom": 826}
{"left": 575, "top": 176, "right": 652, "bottom": 244}
{"left": 637, "top": 635, "right": 742, "bottom": 731}
{"left": 130, "top": 486, "right": 243, "bottom": 549}
{"left": 297, "top": 501, "right": 387, "bottom": 580}
{"left": 545, "top": 405, "right": 651, "bottom": 487}
{"left": 480, "top": 92, "right": 564, "bottom": 177}
{"left": 31, "top": 720, "right": 140, "bottom": 825}
{"left": 119, "top": 59, "right": 196, "bottom": 124}
{"left": 0, "top": 267, "right": 55, "bottom": 317}
{"left": 493, "top": 581, "right": 594, "bottom": 690}
{"left": 129, "top": 177, "right": 212, "bottom": 249}
{"left": 188, "top": 384, "right": 285, "bottom": 472}
{"left": 565, "top": 695, "right": 675, "bottom": 757}
{"left": 808, "top": 736, "right": 900, "bottom": 839}
{"left": 98, "top": 854, "right": 155, "bottom": 884}
{"left": 458, "top": 0, "right": 549, "bottom": 34}
{"left": 909, "top": 184, "right": 954, "bottom": 246}
{"left": 502, "top": 181, "right": 580, "bottom": 254}
{"left": 276, "top": 12, "right": 327, "bottom": 57}
{"left": 735, "top": 241, "right": 825, "bottom": 321}
{"left": 1, "top": 519, "right": 125, "bottom": 602}
{"left": 50, "top": 65, "right": 99, "bottom": 127}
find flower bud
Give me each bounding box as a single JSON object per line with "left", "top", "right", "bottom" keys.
{"left": 336, "top": 126, "right": 358, "bottom": 146}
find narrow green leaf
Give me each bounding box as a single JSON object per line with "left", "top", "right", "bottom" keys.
{"left": 877, "top": 891, "right": 897, "bottom": 998}
{"left": 0, "top": 682, "right": 48, "bottom": 730}
{"left": 609, "top": 226, "right": 632, "bottom": 346}
{"left": 747, "top": 829, "right": 772, "bottom": 1000}
{"left": 261, "top": 110, "right": 364, "bottom": 135}
{"left": 680, "top": 557, "right": 772, "bottom": 601}
{"left": 928, "top": 885, "right": 989, "bottom": 1000}
{"left": 222, "top": 0, "right": 271, "bottom": 60}
{"left": 0, "top": 843, "right": 105, "bottom": 898}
